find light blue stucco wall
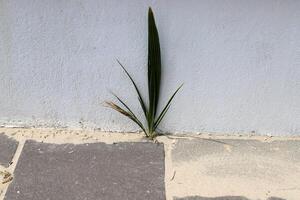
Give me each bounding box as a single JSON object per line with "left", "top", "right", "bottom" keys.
{"left": 0, "top": 0, "right": 299, "bottom": 135}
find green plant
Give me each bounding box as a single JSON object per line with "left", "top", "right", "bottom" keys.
{"left": 105, "top": 7, "right": 183, "bottom": 139}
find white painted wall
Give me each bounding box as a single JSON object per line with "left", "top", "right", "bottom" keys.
{"left": 0, "top": 0, "right": 300, "bottom": 135}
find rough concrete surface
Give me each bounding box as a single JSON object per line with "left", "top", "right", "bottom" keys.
{"left": 4, "top": 140, "right": 165, "bottom": 200}
{"left": 0, "top": 133, "right": 18, "bottom": 167}
{"left": 169, "top": 138, "right": 300, "bottom": 200}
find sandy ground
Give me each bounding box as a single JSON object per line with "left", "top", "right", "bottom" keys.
{"left": 1, "top": 128, "right": 300, "bottom": 200}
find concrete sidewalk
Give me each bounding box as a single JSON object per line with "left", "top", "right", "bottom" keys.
{"left": 0, "top": 128, "right": 299, "bottom": 200}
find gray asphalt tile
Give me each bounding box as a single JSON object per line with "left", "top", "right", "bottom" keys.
{"left": 0, "top": 133, "right": 19, "bottom": 167}
{"left": 4, "top": 140, "right": 165, "bottom": 200}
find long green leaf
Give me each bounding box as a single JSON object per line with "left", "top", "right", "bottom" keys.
{"left": 154, "top": 104, "right": 171, "bottom": 131}
{"left": 148, "top": 7, "right": 161, "bottom": 123}
{"left": 111, "top": 93, "right": 146, "bottom": 133}
{"left": 105, "top": 101, "right": 147, "bottom": 135}
{"left": 116, "top": 59, "right": 148, "bottom": 119}
{"left": 154, "top": 84, "right": 183, "bottom": 129}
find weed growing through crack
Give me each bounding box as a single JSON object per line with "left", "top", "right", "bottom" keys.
{"left": 105, "top": 7, "right": 183, "bottom": 139}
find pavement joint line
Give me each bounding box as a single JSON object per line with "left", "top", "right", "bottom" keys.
{"left": 165, "top": 134, "right": 300, "bottom": 142}
{"left": 0, "top": 139, "right": 26, "bottom": 200}
{"left": 159, "top": 136, "right": 175, "bottom": 200}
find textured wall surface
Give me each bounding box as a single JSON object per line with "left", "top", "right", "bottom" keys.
{"left": 0, "top": 0, "right": 299, "bottom": 135}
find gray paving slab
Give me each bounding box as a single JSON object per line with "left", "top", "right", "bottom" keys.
{"left": 4, "top": 140, "right": 165, "bottom": 200}
{"left": 172, "top": 139, "right": 300, "bottom": 163}
{"left": 174, "top": 196, "right": 286, "bottom": 200}
{"left": 171, "top": 139, "right": 299, "bottom": 199}
{"left": 0, "top": 133, "right": 19, "bottom": 167}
